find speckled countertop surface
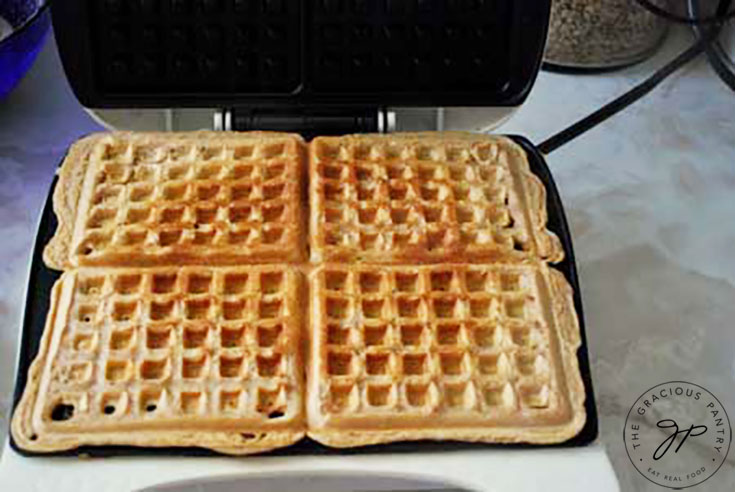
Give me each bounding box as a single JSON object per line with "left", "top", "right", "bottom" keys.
{"left": 0, "top": 26, "right": 734, "bottom": 491}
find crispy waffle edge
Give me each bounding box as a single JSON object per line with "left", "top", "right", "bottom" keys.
{"left": 43, "top": 134, "right": 104, "bottom": 271}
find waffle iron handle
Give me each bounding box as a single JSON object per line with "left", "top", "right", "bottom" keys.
{"left": 216, "top": 107, "right": 395, "bottom": 139}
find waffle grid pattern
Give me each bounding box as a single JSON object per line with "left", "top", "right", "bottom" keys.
{"left": 83, "top": 0, "right": 516, "bottom": 96}
{"left": 310, "top": 0, "right": 511, "bottom": 92}
{"left": 45, "top": 267, "right": 300, "bottom": 428}
{"left": 92, "top": 0, "right": 302, "bottom": 93}
{"left": 313, "top": 264, "right": 558, "bottom": 422}
{"left": 310, "top": 136, "right": 537, "bottom": 263}
{"left": 16, "top": 132, "right": 582, "bottom": 453}
{"left": 74, "top": 135, "right": 302, "bottom": 265}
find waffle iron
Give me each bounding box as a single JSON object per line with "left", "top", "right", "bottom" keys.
{"left": 3, "top": 1, "right": 619, "bottom": 490}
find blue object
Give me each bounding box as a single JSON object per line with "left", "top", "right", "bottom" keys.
{"left": 0, "top": 0, "right": 50, "bottom": 99}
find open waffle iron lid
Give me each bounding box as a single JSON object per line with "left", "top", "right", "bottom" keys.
{"left": 51, "top": 0, "right": 551, "bottom": 112}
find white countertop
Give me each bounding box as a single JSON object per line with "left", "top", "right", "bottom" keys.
{"left": 0, "top": 26, "right": 733, "bottom": 491}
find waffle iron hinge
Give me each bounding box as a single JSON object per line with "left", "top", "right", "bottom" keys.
{"left": 214, "top": 107, "right": 395, "bottom": 138}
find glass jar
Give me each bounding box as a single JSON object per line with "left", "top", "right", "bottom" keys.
{"left": 544, "top": 0, "right": 669, "bottom": 70}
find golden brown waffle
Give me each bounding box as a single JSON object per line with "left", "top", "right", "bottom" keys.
{"left": 44, "top": 131, "right": 305, "bottom": 270}
{"left": 15, "top": 130, "right": 585, "bottom": 453}
{"left": 12, "top": 266, "right": 304, "bottom": 454}
{"left": 309, "top": 133, "right": 563, "bottom": 264}
{"left": 307, "top": 263, "right": 585, "bottom": 446}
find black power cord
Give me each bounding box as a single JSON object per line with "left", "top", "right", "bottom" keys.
{"left": 689, "top": 0, "right": 735, "bottom": 91}
{"left": 537, "top": 0, "right": 733, "bottom": 154}
{"left": 537, "top": 35, "right": 713, "bottom": 154}
{"left": 634, "top": 0, "right": 735, "bottom": 24}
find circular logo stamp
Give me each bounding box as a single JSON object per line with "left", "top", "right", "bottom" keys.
{"left": 624, "top": 381, "right": 731, "bottom": 489}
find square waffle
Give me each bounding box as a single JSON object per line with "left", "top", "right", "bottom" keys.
{"left": 44, "top": 131, "right": 305, "bottom": 269}
{"left": 309, "top": 133, "right": 563, "bottom": 264}
{"left": 307, "top": 263, "right": 585, "bottom": 446}
{"left": 11, "top": 266, "right": 305, "bottom": 454}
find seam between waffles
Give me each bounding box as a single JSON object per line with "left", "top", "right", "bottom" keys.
{"left": 27, "top": 132, "right": 583, "bottom": 451}
{"left": 26, "top": 133, "right": 312, "bottom": 452}
{"left": 304, "top": 135, "right": 583, "bottom": 443}
{"left": 47, "top": 132, "right": 560, "bottom": 267}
